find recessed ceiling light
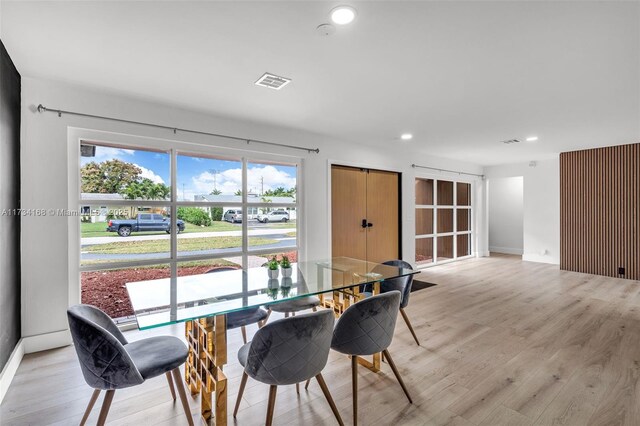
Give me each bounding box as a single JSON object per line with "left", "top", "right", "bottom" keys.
{"left": 331, "top": 6, "right": 357, "bottom": 25}
{"left": 401, "top": 133, "right": 413, "bottom": 141}
{"left": 526, "top": 136, "right": 539, "bottom": 142}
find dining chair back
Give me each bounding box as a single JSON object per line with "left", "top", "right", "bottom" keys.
{"left": 234, "top": 309, "right": 344, "bottom": 425}
{"left": 330, "top": 291, "right": 412, "bottom": 426}
{"left": 67, "top": 304, "right": 193, "bottom": 426}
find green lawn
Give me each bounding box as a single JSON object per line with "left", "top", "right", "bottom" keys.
{"left": 84, "top": 236, "right": 277, "bottom": 254}
{"left": 81, "top": 221, "right": 238, "bottom": 238}
{"left": 261, "top": 221, "right": 296, "bottom": 229}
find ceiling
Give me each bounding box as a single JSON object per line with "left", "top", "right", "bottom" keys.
{"left": 2, "top": 1, "right": 638, "bottom": 166}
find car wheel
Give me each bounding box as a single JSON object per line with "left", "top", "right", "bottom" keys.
{"left": 263, "top": 218, "right": 269, "bottom": 223}
{"left": 282, "top": 218, "right": 288, "bottom": 222}
{"left": 118, "top": 226, "right": 132, "bottom": 237}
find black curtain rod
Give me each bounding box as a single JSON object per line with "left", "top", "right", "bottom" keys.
{"left": 412, "top": 163, "right": 484, "bottom": 179}
{"left": 37, "top": 104, "right": 320, "bottom": 154}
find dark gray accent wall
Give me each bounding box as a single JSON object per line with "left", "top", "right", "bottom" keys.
{"left": 0, "top": 39, "right": 21, "bottom": 370}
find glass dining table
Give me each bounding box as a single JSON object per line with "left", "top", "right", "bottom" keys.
{"left": 126, "top": 256, "right": 419, "bottom": 425}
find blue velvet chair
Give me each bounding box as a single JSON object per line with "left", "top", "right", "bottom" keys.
{"left": 206, "top": 267, "right": 269, "bottom": 343}
{"left": 233, "top": 310, "right": 344, "bottom": 426}
{"left": 264, "top": 295, "right": 321, "bottom": 322}
{"left": 67, "top": 304, "right": 193, "bottom": 426}
{"left": 330, "top": 291, "right": 412, "bottom": 426}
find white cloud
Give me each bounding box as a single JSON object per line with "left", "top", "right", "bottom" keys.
{"left": 137, "top": 164, "right": 165, "bottom": 184}
{"left": 189, "top": 165, "right": 296, "bottom": 196}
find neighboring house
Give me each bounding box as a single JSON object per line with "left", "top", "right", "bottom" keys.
{"left": 194, "top": 194, "right": 297, "bottom": 220}
{"left": 80, "top": 193, "right": 165, "bottom": 222}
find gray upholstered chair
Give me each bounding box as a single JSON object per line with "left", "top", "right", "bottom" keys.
{"left": 233, "top": 310, "right": 344, "bottom": 426}
{"left": 67, "top": 304, "right": 193, "bottom": 426}
{"left": 330, "top": 291, "right": 412, "bottom": 426}
{"left": 264, "top": 295, "right": 321, "bottom": 322}
{"left": 379, "top": 259, "right": 420, "bottom": 345}
{"left": 206, "top": 267, "right": 269, "bottom": 344}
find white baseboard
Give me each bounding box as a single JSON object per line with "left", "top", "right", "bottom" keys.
{"left": 0, "top": 339, "right": 24, "bottom": 404}
{"left": 489, "top": 246, "right": 524, "bottom": 255}
{"left": 22, "top": 329, "right": 72, "bottom": 354}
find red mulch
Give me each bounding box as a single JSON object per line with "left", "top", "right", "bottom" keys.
{"left": 81, "top": 251, "right": 298, "bottom": 319}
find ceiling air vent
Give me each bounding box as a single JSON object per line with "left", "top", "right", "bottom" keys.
{"left": 501, "top": 139, "right": 521, "bottom": 145}
{"left": 255, "top": 72, "right": 291, "bottom": 90}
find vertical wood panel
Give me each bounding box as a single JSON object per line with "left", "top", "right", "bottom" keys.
{"left": 560, "top": 143, "right": 640, "bottom": 280}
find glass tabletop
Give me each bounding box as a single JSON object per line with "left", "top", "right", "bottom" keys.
{"left": 126, "top": 257, "right": 419, "bottom": 329}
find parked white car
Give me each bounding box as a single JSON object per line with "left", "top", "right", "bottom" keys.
{"left": 257, "top": 210, "right": 289, "bottom": 223}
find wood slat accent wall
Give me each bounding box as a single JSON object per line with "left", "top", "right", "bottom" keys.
{"left": 560, "top": 143, "right": 640, "bottom": 280}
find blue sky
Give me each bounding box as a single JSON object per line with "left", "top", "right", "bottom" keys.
{"left": 82, "top": 145, "right": 296, "bottom": 200}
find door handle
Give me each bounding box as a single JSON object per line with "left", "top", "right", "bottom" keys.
{"left": 361, "top": 219, "right": 368, "bottom": 229}
{"left": 367, "top": 222, "right": 373, "bottom": 228}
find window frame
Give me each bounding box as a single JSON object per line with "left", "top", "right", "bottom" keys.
{"left": 71, "top": 130, "right": 303, "bottom": 324}
{"left": 414, "top": 174, "right": 474, "bottom": 268}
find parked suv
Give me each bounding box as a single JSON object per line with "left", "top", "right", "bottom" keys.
{"left": 257, "top": 210, "right": 289, "bottom": 223}
{"left": 223, "top": 209, "right": 242, "bottom": 223}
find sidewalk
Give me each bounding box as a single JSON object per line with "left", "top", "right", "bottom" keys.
{"left": 81, "top": 228, "right": 294, "bottom": 245}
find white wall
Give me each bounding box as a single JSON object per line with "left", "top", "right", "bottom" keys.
{"left": 488, "top": 177, "right": 524, "bottom": 255}
{"left": 483, "top": 160, "right": 560, "bottom": 264}
{"left": 20, "top": 77, "right": 484, "bottom": 350}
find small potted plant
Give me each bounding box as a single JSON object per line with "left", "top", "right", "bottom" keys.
{"left": 266, "top": 255, "right": 280, "bottom": 279}
{"left": 267, "top": 278, "right": 279, "bottom": 299}
{"left": 280, "top": 255, "right": 292, "bottom": 278}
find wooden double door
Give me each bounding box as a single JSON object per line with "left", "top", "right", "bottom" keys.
{"left": 331, "top": 165, "right": 400, "bottom": 263}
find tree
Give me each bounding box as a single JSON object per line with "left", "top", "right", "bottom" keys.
{"left": 120, "top": 178, "right": 170, "bottom": 201}
{"left": 81, "top": 160, "right": 142, "bottom": 193}
{"left": 263, "top": 186, "right": 296, "bottom": 198}
{"left": 210, "top": 188, "right": 222, "bottom": 195}
{"left": 234, "top": 189, "right": 243, "bottom": 196}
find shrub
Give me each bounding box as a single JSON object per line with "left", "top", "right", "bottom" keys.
{"left": 210, "top": 207, "right": 223, "bottom": 222}
{"left": 177, "top": 207, "right": 212, "bottom": 226}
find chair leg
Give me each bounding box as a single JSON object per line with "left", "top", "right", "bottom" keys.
{"left": 304, "top": 378, "right": 312, "bottom": 390}
{"left": 166, "top": 371, "right": 177, "bottom": 401}
{"left": 80, "top": 389, "right": 101, "bottom": 426}
{"left": 266, "top": 385, "right": 278, "bottom": 426}
{"left": 382, "top": 349, "right": 413, "bottom": 404}
{"left": 96, "top": 389, "right": 115, "bottom": 426}
{"left": 171, "top": 367, "right": 195, "bottom": 426}
{"left": 234, "top": 372, "right": 248, "bottom": 417}
{"left": 258, "top": 309, "right": 271, "bottom": 328}
{"left": 291, "top": 312, "right": 295, "bottom": 317}
{"left": 400, "top": 308, "right": 420, "bottom": 346}
{"left": 285, "top": 312, "right": 289, "bottom": 318}
{"left": 296, "top": 382, "right": 300, "bottom": 394}
{"left": 241, "top": 326, "right": 248, "bottom": 344}
{"left": 352, "top": 356, "right": 358, "bottom": 426}
{"left": 315, "top": 373, "right": 345, "bottom": 426}
{"left": 312, "top": 306, "right": 317, "bottom": 312}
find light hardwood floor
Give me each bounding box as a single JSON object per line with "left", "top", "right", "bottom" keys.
{"left": 2, "top": 255, "right": 640, "bottom": 425}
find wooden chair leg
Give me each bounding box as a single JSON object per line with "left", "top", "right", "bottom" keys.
{"left": 96, "top": 389, "right": 115, "bottom": 426}
{"left": 241, "top": 326, "right": 248, "bottom": 344}
{"left": 315, "top": 373, "right": 345, "bottom": 426}
{"left": 352, "top": 356, "right": 358, "bottom": 426}
{"left": 400, "top": 308, "right": 420, "bottom": 346}
{"left": 171, "top": 367, "right": 195, "bottom": 426}
{"left": 260, "top": 310, "right": 271, "bottom": 327}
{"left": 265, "top": 385, "right": 278, "bottom": 426}
{"left": 304, "top": 378, "right": 312, "bottom": 390}
{"left": 382, "top": 349, "right": 413, "bottom": 403}
{"left": 234, "top": 372, "right": 248, "bottom": 417}
{"left": 80, "top": 389, "right": 101, "bottom": 426}
{"left": 166, "top": 371, "right": 176, "bottom": 401}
